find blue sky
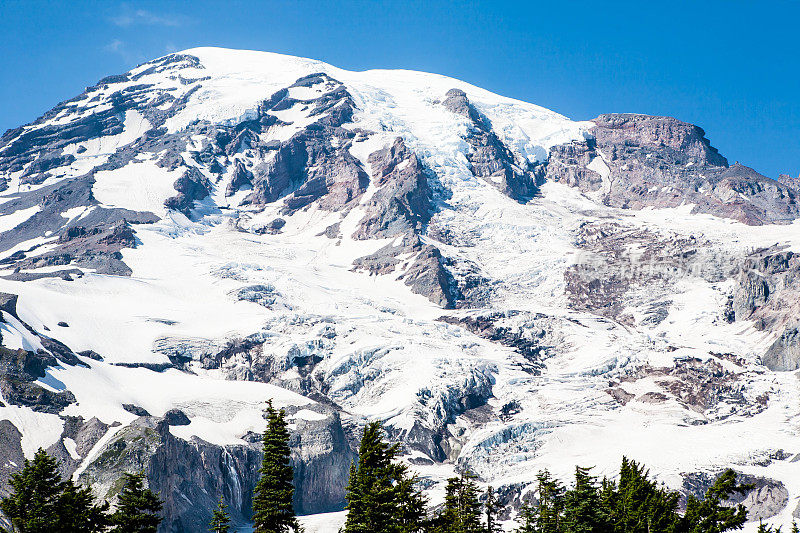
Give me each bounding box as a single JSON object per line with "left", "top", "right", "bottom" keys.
{"left": 2, "top": 0, "right": 798, "bottom": 178}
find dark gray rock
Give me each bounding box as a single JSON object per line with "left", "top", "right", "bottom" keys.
{"left": 0, "top": 293, "right": 18, "bottom": 317}
{"left": 123, "top": 403, "right": 152, "bottom": 417}
{"left": 253, "top": 218, "right": 286, "bottom": 235}
{"left": 46, "top": 415, "right": 111, "bottom": 476}
{"left": 163, "top": 409, "right": 191, "bottom": 426}
{"left": 226, "top": 160, "right": 253, "bottom": 197}
{"left": 284, "top": 404, "right": 355, "bottom": 514}
{"left": 353, "top": 236, "right": 459, "bottom": 309}
{"left": 763, "top": 327, "right": 800, "bottom": 371}
{"left": 443, "top": 88, "right": 539, "bottom": 201}
{"left": 164, "top": 167, "right": 211, "bottom": 216}
{"left": 226, "top": 74, "right": 369, "bottom": 214}
{"left": 0, "top": 420, "right": 24, "bottom": 501}
{"left": 349, "top": 137, "right": 461, "bottom": 308}
{"left": 0, "top": 176, "right": 157, "bottom": 277}
{"left": 0, "top": 345, "right": 75, "bottom": 414}
{"left": 728, "top": 248, "right": 800, "bottom": 370}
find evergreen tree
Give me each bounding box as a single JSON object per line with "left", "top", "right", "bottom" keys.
{"left": 512, "top": 460, "right": 753, "bottom": 533}
{"left": 516, "top": 503, "right": 538, "bottom": 533}
{"left": 562, "top": 467, "right": 608, "bottom": 533}
{"left": 110, "top": 472, "right": 163, "bottom": 533}
{"left": 682, "top": 469, "right": 751, "bottom": 533}
{"left": 433, "top": 472, "right": 484, "bottom": 533}
{"left": 0, "top": 448, "right": 109, "bottom": 533}
{"left": 535, "top": 470, "right": 566, "bottom": 533}
{"left": 209, "top": 496, "right": 231, "bottom": 533}
{"left": 756, "top": 522, "right": 781, "bottom": 533}
{"left": 344, "top": 421, "right": 426, "bottom": 533}
{"left": 252, "top": 400, "right": 300, "bottom": 533}
{"left": 791, "top": 522, "right": 798, "bottom": 533}
{"left": 394, "top": 471, "right": 428, "bottom": 533}
{"left": 57, "top": 481, "right": 111, "bottom": 533}
{"left": 485, "top": 486, "right": 502, "bottom": 533}
{"left": 602, "top": 457, "right": 680, "bottom": 533}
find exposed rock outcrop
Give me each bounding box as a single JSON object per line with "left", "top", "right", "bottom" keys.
{"left": 79, "top": 405, "right": 353, "bottom": 532}
{"left": 443, "top": 88, "right": 539, "bottom": 201}
{"left": 729, "top": 248, "right": 800, "bottom": 370}
{"left": 353, "top": 137, "right": 433, "bottom": 239}
{"left": 681, "top": 472, "right": 788, "bottom": 521}
{"left": 237, "top": 74, "right": 369, "bottom": 213}
{"left": 544, "top": 114, "right": 800, "bottom": 224}
{"left": 0, "top": 345, "right": 75, "bottom": 414}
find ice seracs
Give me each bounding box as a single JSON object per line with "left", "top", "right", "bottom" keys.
{"left": 0, "top": 47, "right": 799, "bottom": 532}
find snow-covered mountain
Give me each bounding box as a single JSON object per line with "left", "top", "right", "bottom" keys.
{"left": 1, "top": 47, "right": 799, "bottom": 531}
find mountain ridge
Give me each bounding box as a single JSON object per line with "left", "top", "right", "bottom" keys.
{"left": 0, "top": 48, "right": 799, "bottom": 532}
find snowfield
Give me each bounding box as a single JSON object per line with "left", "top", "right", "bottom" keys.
{"left": 0, "top": 47, "right": 798, "bottom": 531}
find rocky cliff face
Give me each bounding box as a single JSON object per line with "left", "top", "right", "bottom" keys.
{"left": 727, "top": 248, "right": 800, "bottom": 370}
{"left": 0, "top": 48, "right": 799, "bottom": 531}
{"left": 544, "top": 114, "right": 799, "bottom": 225}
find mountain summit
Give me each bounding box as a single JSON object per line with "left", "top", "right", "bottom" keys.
{"left": 0, "top": 48, "right": 798, "bottom": 531}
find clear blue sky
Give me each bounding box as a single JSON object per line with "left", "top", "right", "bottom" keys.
{"left": 2, "top": 0, "right": 798, "bottom": 178}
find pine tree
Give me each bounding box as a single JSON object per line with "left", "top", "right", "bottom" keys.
{"left": 682, "top": 469, "right": 751, "bottom": 532}
{"left": 0, "top": 448, "right": 109, "bottom": 533}
{"left": 535, "top": 470, "right": 566, "bottom": 533}
{"left": 57, "top": 481, "right": 111, "bottom": 533}
{"left": 756, "top": 521, "right": 781, "bottom": 533}
{"left": 110, "top": 471, "right": 163, "bottom": 533}
{"left": 209, "top": 496, "right": 231, "bottom": 533}
{"left": 791, "top": 521, "right": 798, "bottom": 533}
{"left": 562, "top": 466, "right": 607, "bottom": 533}
{"left": 252, "top": 400, "right": 300, "bottom": 533}
{"left": 516, "top": 502, "right": 538, "bottom": 533}
{"left": 433, "top": 472, "right": 484, "bottom": 533}
{"left": 344, "top": 421, "right": 401, "bottom": 533}
{"left": 602, "top": 457, "right": 680, "bottom": 533}
{"left": 485, "top": 486, "right": 502, "bottom": 533}
{"left": 394, "top": 470, "right": 428, "bottom": 533}
{"left": 344, "top": 421, "right": 426, "bottom": 533}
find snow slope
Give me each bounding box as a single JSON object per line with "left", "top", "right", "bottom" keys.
{"left": 0, "top": 48, "right": 798, "bottom": 531}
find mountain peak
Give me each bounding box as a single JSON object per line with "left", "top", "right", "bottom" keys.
{"left": 0, "top": 48, "right": 799, "bottom": 531}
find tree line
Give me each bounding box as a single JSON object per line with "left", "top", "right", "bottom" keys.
{"left": 2, "top": 401, "right": 795, "bottom": 532}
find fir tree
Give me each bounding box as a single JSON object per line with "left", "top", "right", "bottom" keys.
{"left": 209, "top": 496, "right": 231, "bottom": 533}
{"left": 791, "top": 521, "right": 798, "bottom": 533}
{"left": 394, "top": 471, "right": 428, "bottom": 533}
{"left": 110, "top": 472, "right": 163, "bottom": 533}
{"left": 516, "top": 503, "right": 537, "bottom": 533}
{"left": 682, "top": 469, "right": 751, "bottom": 533}
{"left": 756, "top": 522, "right": 781, "bottom": 533}
{"left": 485, "top": 486, "right": 502, "bottom": 533}
{"left": 0, "top": 448, "right": 109, "bottom": 533}
{"left": 433, "top": 472, "right": 484, "bottom": 533}
{"left": 344, "top": 421, "right": 401, "bottom": 533}
{"left": 602, "top": 457, "right": 680, "bottom": 533}
{"left": 562, "top": 466, "right": 608, "bottom": 533}
{"left": 344, "top": 421, "right": 426, "bottom": 533}
{"left": 535, "top": 470, "right": 566, "bottom": 533}
{"left": 57, "top": 481, "right": 111, "bottom": 533}
{"left": 252, "top": 400, "right": 300, "bottom": 533}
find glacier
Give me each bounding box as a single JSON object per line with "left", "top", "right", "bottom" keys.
{"left": 0, "top": 47, "right": 799, "bottom": 531}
